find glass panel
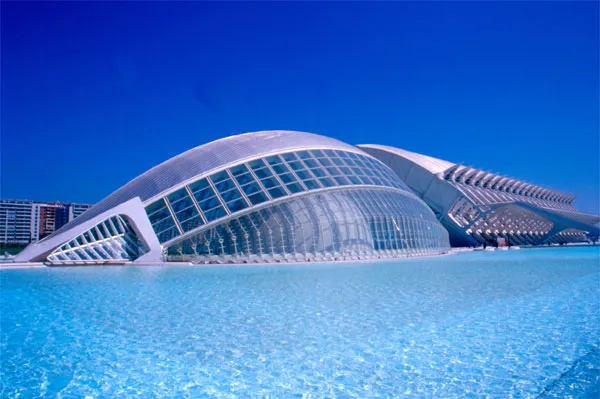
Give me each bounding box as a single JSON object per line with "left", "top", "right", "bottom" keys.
{"left": 167, "top": 188, "right": 189, "bottom": 204}
{"left": 302, "top": 158, "right": 319, "bottom": 169}
{"left": 281, "top": 152, "right": 297, "bottom": 162}
{"left": 297, "top": 151, "right": 312, "bottom": 160}
{"left": 204, "top": 206, "right": 227, "bottom": 222}
{"left": 304, "top": 180, "right": 320, "bottom": 190}
{"left": 286, "top": 182, "right": 304, "bottom": 193}
{"left": 227, "top": 198, "right": 248, "bottom": 213}
{"left": 148, "top": 206, "right": 171, "bottom": 224}
{"left": 248, "top": 159, "right": 265, "bottom": 169}
{"left": 153, "top": 216, "right": 176, "bottom": 234}
{"left": 254, "top": 168, "right": 273, "bottom": 179}
{"left": 261, "top": 177, "right": 279, "bottom": 189}
{"left": 271, "top": 163, "right": 289, "bottom": 175}
{"left": 310, "top": 168, "right": 326, "bottom": 178}
{"left": 248, "top": 191, "right": 268, "bottom": 205}
{"left": 335, "top": 175, "right": 352, "bottom": 185}
{"left": 215, "top": 178, "right": 235, "bottom": 193}
{"left": 296, "top": 170, "right": 312, "bottom": 180}
{"left": 278, "top": 173, "right": 297, "bottom": 184}
{"left": 175, "top": 206, "right": 198, "bottom": 223}
{"left": 318, "top": 157, "right": 332, "bottom": 166}
{"left": 310, "top": 149, "right": 325, "bottom": 158}
{"left": 157, "top": 226, "right": 179, "bottom": 243}
{"left": 170, "top": 196, "right": 194, "bottom": 213}
{"left": 193, "top": 187, "right": 215, "bottom": 203}
{"left": 229, "top": 164, "right": 249, "bottom": 176}
{"left": 241, "top": 182, "right": 262, "bottom": 196}
{"left": 265, "top": 155, "right": 283, "bottom": 166}
{"left": 268, "top": 187, "right": 286, "bottom": 199}
{"left": 234, "top": 172, "right": 254, "bottom": 186}
{"left": 318, "top": 177, "right": 336, "bottom": 188}
{"left": 288, "top": 161, "right": 305, "bottom": 171}
{"left": 198, "top": 196, "right": 221, "bottom": 211}
{"left": 180, "top": 216, "right": 204, "bottom": 232}
{"left": 220, "top": 188, "right": 243, "bottom": 203}
{"left": 210, "top": 171, "right": 229, "bottom": 184}
{"left": 145, "top": 199, "right": 166, "bottom": 216}
{"left": 189, "top": 178, "right": 210, "bottom": 193}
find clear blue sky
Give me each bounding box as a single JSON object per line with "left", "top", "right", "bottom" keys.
{"left": 2, "top": 1, "right": 598, "bottom": 213}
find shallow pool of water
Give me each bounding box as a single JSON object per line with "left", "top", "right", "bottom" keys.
{"left": 1, "top": 247, "right": 599, "bottom": 398}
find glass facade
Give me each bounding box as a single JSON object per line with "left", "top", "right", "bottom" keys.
{"left": 165, "top": 189, "right": 449, "bottom": 262}
{"left": 47, "top": 215, "right": 146, "bottom": 264}
{"left": 145, "top": 149, "right": 412, "bottom": 245}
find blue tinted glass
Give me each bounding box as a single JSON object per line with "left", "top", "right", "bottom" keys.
{"left": 304, "top": 179, "right": 320, "bottom": 190}
{"left": 235, "top": 172, "right": 254, "bottom": 186}
{"left": 271, "top": 163, "right": 289, "bottom": 175}
{"left": 302, "top": 158, "right": 319, "bottom": 169}
{"left": 167, "top": 189, "right": 188, "bottom": 204}
{"left": 297, "top": 151, "right": 312, "bottom": 160}
{"left": 335, "top": 150, "right": 350, "bottom": 158}
{"left": 265, "top": 155, "right": 283, "bottom": 166}
{"left": 310, "top": 149, "right": 325, "bottom": 158}
{"left": 179, "top": 216, "right": 203, "bottom": 232}
{"left": 248, "top": 191, "right": 268, "bottom": 205}
{"left": 348, "top": 175, "right": 362, "bottom": 185}
{"left": 220, "top": 188, "right": 243, "bottom": 203}
{"left": 248, "top": 159, "right": 265, "bottom": 169}
{"left": 204, "top": 206, "right": 227, "bottom": 222}
{"left": 278, "top": 173, "right": 297, "bottom": 184}
{"left": 371, "top": 177, "right": 383, "bottom": 186}
{"left": 261, "top": 177, "right": 280, "bottom": 189}
{"left": 268, "top": 186, "right": 286, "bottom": 199}
{"left": 193, "top": 187, "right": 215, "bottom": 203}
{"left": 317, "top": 157, "right": 332, "bottom": 166}
{"left": 189, "top": 178, "right": 210, "bottom": 193}
{"left": 364, "top": 168, "right": 375, "bottom": 177}
{"left": 311, "top": 168, "right": 326, "bottom": 178}
{"left": 153, "top": 217, "right": 176, "bottom": 234}
{"left": 288, "top": 161, "right": 304, "bottom": 171}
{"left": 323, "top": 149, "right": 336, "bottom": 157}
{"left": 229, "top": 164, "right": 249, "bottom": 176}
{"left": 241, "top": 182, "right": 261, "bottom": 195}
{"left": 199, "top": 196, "right": 221, "bottom": 211}
{"left": 318, "top": 177, "right": 336, "bottom": 188}
{"left": 175, "top": 206, "right": 199, "bottom": 223}
{"left": 351, "top": 167, "right": 363, "bottom": 176}
{"left": 326, "top": 167, "right": 340, "bottom": 176}
{"left": 333, "top": 176, "right": 351, "bottom": 185}
{"left": 286, "top": 182, "right": 304, "bottom": 193}
{"left": 281, "top": 152, "right": 297, "bottom": 162}
{"left": 254, "top": 168, "right": 272, "bottom": 179}
{"left": 348, "top": 152, "right": 360, "bottom": 160}
{"left": 339, "top": 166, "right": 352, "bottom": 175}
{"left": 227, "top": 198, "right": 248, "bottom": 213}
{"left": 148, "top": 206, "right": 171, "bottom": 224}
{"left": 145, "top": 199, "right": 166, "bottom": 216}
{"left": 296, "top": 170, "right": 312, "bottom": 180}
{"left": 157, "top": 226, "right": 179, "bottom": 243}
{"left": 211, "top": 171, "right": 229, "bottom": 184}
{"left": 170, "top": 196, "right": 194, "bottom": 213}
{"left": 332, "top": 158, "right": 345, "bottom": 167}
{"left": 358, "top": 175, "right": 373, "bottom": 185}
{"left": 215, "top": 178, "right": 235, "bottom": 193}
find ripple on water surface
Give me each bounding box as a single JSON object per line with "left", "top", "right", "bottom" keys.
{"left": 1, "top": 247, "right": 599, "bottom": 398}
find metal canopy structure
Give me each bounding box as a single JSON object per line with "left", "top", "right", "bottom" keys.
{"left": 358, "top": 144, "right": 599, "bottom": 247}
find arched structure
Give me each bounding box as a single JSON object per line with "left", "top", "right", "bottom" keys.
{"left": 358, "top": 145, "right": 599, "bottom": 247}
{"left": 16, "top": 131, "right": 450, "bottom": 265}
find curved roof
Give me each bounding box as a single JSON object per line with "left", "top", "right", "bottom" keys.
{"left": 46, "top": 131, "right": 368, "bottom": 239}
{"left": 357, "top": 144, "right": 455, "bottom": 174}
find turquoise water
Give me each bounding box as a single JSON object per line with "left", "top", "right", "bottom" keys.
{"left": 1, "top": 247, "right": 599, "bottom": 398}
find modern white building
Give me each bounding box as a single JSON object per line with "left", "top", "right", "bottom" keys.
{"left": 358, "top": 145, "right": 600, "bottom": 247}
{"left": 16, "top": 131, "right": 451, "bottom": 265}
